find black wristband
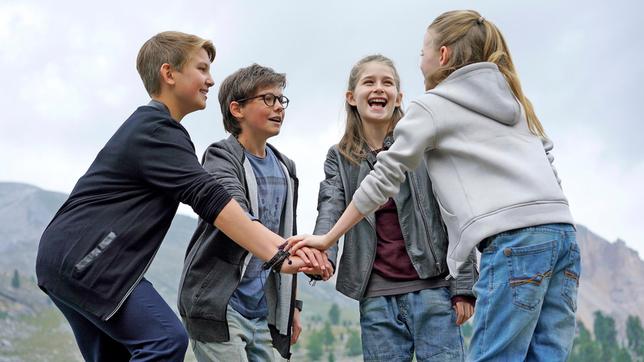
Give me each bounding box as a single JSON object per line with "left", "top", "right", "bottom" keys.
{"left": 262, "top": 241, "right": 289, "bottom": 270}
{"left": 294, "top": 299, "right": 303, "bottom": 312}
{"left": 262, "top": 248, "right": 290, "bottom": 271}
{"left": 270, "top": 249, "right": 291, "bottom": 272}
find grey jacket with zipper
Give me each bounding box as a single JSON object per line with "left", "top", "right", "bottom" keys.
{"left": 315, "top": 143, "right": 477, "bottom": 300}
{"left": 178, "top": 135, "right": 298, "bottom": 359}
{"left": 353, "top": 62, "right": 574, "bottom": 277}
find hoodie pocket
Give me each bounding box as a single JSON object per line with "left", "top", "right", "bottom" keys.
{"left": 435, "top": 197, "right": 459, "bottom": 247}
{"left": 71, "top": 232, "right": 117, "bottom": 279}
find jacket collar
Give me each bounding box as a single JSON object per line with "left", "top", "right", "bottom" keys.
{"left": 221, "top": 135, "right": 297, "bottom": 178}
{"left": 363, "top": 134, "right": 395, "bottom": 169}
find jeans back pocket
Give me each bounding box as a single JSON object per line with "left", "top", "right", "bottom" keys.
{"left": 562, "top": 241, "right": 581, "bottom": 311}
{"left": 505, "top": 239, "right": 556, "bottom": 311}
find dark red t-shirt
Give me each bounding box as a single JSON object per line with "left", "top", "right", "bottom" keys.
{"left": 372, "top": 198, "right": 420, "bottom": 280}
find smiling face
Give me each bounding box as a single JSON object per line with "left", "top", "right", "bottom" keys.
{"left": 346, "top": 61, "right": 402, "bottom": 127}
{"left": 173, "top": 47, "right": 214, "bottom": 116}
{"left": 236, "top": 85, "right": 286, "bottom": 140}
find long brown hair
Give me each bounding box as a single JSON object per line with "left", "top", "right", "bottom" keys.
{"left": 426, "top": 10, "right": 545, "bottom": 137}
{"left": 338, "top": 55, "right": 404, "bottom": 165}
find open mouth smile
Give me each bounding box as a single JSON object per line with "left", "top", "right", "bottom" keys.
{"left": 269, "top": 116, "right": 282, "bottom": 124}
{"left": 368, "top": 97, "right": 388, "bottom": 109}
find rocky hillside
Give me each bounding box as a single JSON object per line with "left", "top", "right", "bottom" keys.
{"left": 576, "top": 225, "right": 644, "bottom": 334}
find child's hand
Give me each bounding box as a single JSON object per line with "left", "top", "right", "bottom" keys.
{"left": 298, "top": 251, "right": 334, "bottom": 281}
{"left": 291, "top": 246, "right": 326, "bottom": 270}
{"left": 454, "top": 300, "right": 474, "bottom": 325}
{"left": 280, "top": 255, "right": 308, "bottom": 274}
{"left": 286, "top": 234, "right": 333, "bottom": 254}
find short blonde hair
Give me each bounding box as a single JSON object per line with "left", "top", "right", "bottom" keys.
{"left": 136, "top": 31, "right": 215, "bottom": 96}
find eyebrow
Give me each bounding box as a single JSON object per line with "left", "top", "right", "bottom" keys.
{"left": 361, "top": 74, "right": 395, "bottom": 81}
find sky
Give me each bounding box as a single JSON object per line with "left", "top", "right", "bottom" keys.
{"left": 1, "top": 0, "right": 643, "bottom": 256}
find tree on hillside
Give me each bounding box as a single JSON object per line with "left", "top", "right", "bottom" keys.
{"left": 322, "top": 321, "right": 335, "bottom": 350}
{"left": 614, "top": 346, "right": 633, "bottom": 362}
{"left": 594, "top": 311, "right": 619, "bottom": 361}
{"left": 11, "top": 269, "right": 20, "bottom": 289}
{"left": 328, "top": 352, "right": 335, "bottom": 362}
{"left": 308, "top": 330, "right": 324, "bottom": 361}
{"left": 328, "top": 303, "right": 340, "bottom": 325}
{"left": 345, "top": 329, "right": 362, "bottom": 357}
{"left": 568, "top": 321, "right": 602, "bottom": 362}
{"left": 627, "top": 315, "right": 644, "bottom": 358}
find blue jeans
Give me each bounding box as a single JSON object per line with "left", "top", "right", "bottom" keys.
{"left": 49, "top": 278, "right": 188, "bottom": 362}
{"left": 359, "top": 287, "right": 465, "bottom": 362}
{"left": 191, "top": 305, "right": 277, "bottom": 362}
{"left": 468, "top": 223, "right": 580, "bottom": 362}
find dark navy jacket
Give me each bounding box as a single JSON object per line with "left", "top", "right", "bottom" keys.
{"left": 36, "top": 101, "right": 231, "bottom": 320}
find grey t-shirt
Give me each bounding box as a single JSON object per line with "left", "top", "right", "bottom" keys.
{"left": 229, "top": 147, "right": 287, "bottom": 319}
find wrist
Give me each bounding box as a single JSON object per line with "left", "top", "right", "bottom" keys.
{"left": 322, "top": 233, "right": 334, "bottom": 248}
{"left": 451, "top": 295, "right": 476, "bottom": 307}
{"left": 262, "top": 242, "right": 291, "bottom": 271}
{"left": 294, "top": 299, "right": 303, "bottom": 312}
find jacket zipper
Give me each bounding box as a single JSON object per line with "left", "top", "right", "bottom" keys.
{"left": 104, "top": 246, "right": 160, "bottom": 321}
{"left": 357, "top": 226, "right": 378, "bottom": 297}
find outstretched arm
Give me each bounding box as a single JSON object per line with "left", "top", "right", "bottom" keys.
{"left": 288, "top": 202, "right": 364, "bottom": 252}
{"left": 289, "top": 101, "right": 438, "bottom": 252}
{"left": 213, "top": 199, "right": 285, "bottom": 261}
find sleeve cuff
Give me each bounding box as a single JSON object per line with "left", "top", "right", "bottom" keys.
{"left": 451, "top": 295, "right": 476, "bottom": 307}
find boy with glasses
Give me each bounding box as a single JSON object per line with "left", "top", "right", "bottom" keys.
{"left": 178, "top": 64, "right": 332, "bottom": 361}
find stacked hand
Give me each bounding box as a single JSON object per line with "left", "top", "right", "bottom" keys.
{"left": 286, "top": 234, "right": 334, "bottom": 253}
{"left": 280, "top": 245, "right": 333, "bottom": 280}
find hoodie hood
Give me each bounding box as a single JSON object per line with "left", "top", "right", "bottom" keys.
{"left": 429, "top": 62, "right": 521, "bottom": 126}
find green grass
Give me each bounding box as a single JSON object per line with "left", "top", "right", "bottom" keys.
{"left": 0, "top": 306, "right": 201, "bottom": 362}
{"left": 4, "top": 308, "right": 82, "bottom": 362}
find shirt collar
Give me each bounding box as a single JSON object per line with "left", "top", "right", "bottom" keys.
{"left": 147, "top": 99, "right": 171, "bottom": 116}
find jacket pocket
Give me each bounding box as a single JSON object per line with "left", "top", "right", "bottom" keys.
{"left": 71, "top": 232, "right": 117, "bottom": 279}
{"left": 506, "top": 239, "right": 556, "bottom": 311}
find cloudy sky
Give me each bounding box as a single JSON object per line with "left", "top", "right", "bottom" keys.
{"left": 2, "top": 0, "right": 643, "bottom": 256}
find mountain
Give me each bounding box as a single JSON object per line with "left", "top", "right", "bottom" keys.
{"left": 575, "top": 225, "right": 644, "bottom": 335}
{"left": 0, "top": 181, "right": 642, "bottom": 335}
{"left": 0, "top": 182, "right": 352, "bottom": 319}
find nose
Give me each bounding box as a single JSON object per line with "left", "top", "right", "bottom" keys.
{"left": 206, "top": 74, "right": 214, "bottom": 88}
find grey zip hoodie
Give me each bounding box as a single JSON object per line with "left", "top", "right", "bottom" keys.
{"left": 353, "top": 62, "right": 574, "bottom": 277}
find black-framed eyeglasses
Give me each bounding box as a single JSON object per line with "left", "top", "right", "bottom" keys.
{"left": 235, "top": 93, "right": 290, "bottom": 109}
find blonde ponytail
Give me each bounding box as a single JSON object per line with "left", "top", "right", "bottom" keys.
{"left": 428, "top": 10, "right": 545, "bottom": 137}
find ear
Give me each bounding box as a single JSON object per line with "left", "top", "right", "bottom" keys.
{"left": 230, "top": 101, "right": 244, "bottom": 119}
{"left": 346, "top": 91, "right": 357, "bottom": 106}
{"left": 438, "top": 46, "right": 451, "bottom": 66}
{"left": 159, "top": 63, "right": 176, "bottom": 86}
{"left": 394, "top": 91, "right": 403, "bottom": 108}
